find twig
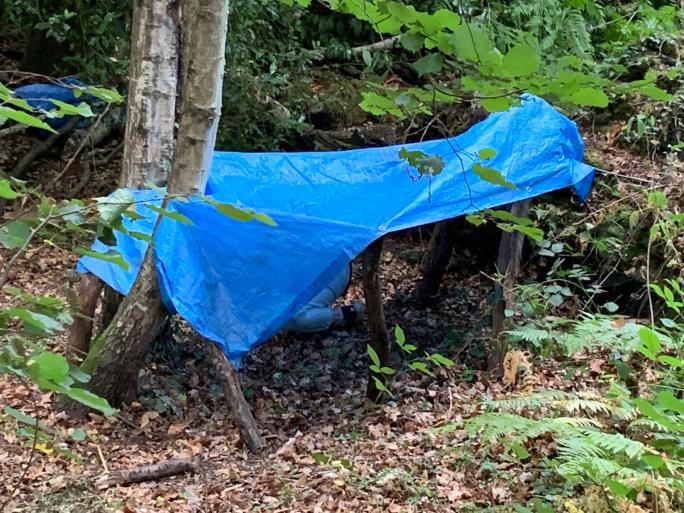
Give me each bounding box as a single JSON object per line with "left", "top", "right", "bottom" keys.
{"left": 0, "top": 377, "right": 40, "bottom": 513}
{"left": 93, "top": 443, "right": 109, "bottom": 473}
{"left": 646, "top": 225, "right": 655, "bottom": 325}
{"left": 96, "top": 457, "right": 199, "bottom": 489}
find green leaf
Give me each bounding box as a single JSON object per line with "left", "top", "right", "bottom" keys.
{"left": 511, "top": 224, "right": 544, "bottom": 242}
{"left": 641, "top": 453, "right": 665, "bottom": 469}
{"left": 96, "top": 189, "right": 135, "bottom": 226}
{"left": 603, "top": 302, "right": 619, "bottom": 313}
{"left": 3, "top": 406, "right": 46, "bottom": 430}
{"left": 412, "top": 53, "right": 444, "bottom": 76}
{"left": 472, "top": 163, "right": 516, "bottom": 189}
{"left": 534, "top": 499, "right": 554, "bottom": 513}
{"left": 481, "top": 96, "right": 514, "bottom": 112}
{"left": 658, "top": 355, "right": 683, "bottom": 368}
{"left": 509, "top": 442, "right": 529, "bottom": 460}
{"left": 75, "top": 247, "right": 129, "bottom": 271}
{"left": 49, "top": 100, "right": 94, "bottom": 118}
{"left": 70, "top": 427, "right": 86, "bottom": 441}
{"left": 380, "top": 366, "right": 396, "bottom": 375}
{"left": 399, "top": 148, "right": 445, "bottom": 176}
{"left": 145, "top": 204, "right": 193, "bottom": 225}
{"left": 312, "top": 452, "right": 331, "bottom": 464}
{"left": 64, "top": 387, "right": 114, "bottom": 416}
{"left": 371, "top": 376, "right": 391, "bottom": 394}
{"left": 478, "top": 148, "right": 497, "bottom": 160}
{"left": 28, "top": 351, "right": 69, "bottom": 383}
{"left": 502, "top": 42, "right": 541, "bottom": 77}
{"left": 367, "top": 344, "right": 381, "bottom": 367}
{"left": 570, "top": 87, "right": 609, "bottom": 108}
{"left": 400, "top": 32, "right": 424, "bottom": 52}
{"left": 394, "top": 325, "right": 406, "bottom": 344}
{"left": 0, "top": 179, "right": 18, "bottom": 199}
{"left": 9, "top": 308, "right": 63, "bottom": 334}
{"left": 0, "top": 220, "right": 31, "bottom": 249}
{"left": 410, "top": 361, "right": 436, "bottom": 378}
{"left": 0, "top": 105, "right": 57, "bottom": 133}
{"left": 208, "top": 199, "right": 277, "bottom": 226}
{"left": 637, "top": 326, "right": 661, "bottom": 357}
{"left": 83, "top": 85, "right": 125, "bottom": 104}
{"left": 639, "top": 84, "right": 674, "bottom": 102}
{"left": 606, "top": 479, "right": 631, "bottom": 498}
{"left": 429, "top": 353, "right": 455, "bottom": 367}
{"left": 656, "top": 391, "right": 684, "bottom": 414}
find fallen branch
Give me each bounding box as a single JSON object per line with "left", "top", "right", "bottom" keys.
{"left": 96, "top": 457, "right": 199, "bottom": 489}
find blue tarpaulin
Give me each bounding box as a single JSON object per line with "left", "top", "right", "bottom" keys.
{"left": 77, "top": 94, "right": 595, "bottom": 364}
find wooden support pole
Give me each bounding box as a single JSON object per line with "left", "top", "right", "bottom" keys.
{"left": 67, "top": 272, "right": 104, "bottom": 361}
{"left": 417, "top": 218, "right": 461, "bottom": 306}
{"left": 362, "top": 237, "right": 391, "bottom": 402}
{"left": 206, "top": 341, "right": 263, "bottom": 453}
{"left": 489, "top": 200, "right": 530, "bottom": 376}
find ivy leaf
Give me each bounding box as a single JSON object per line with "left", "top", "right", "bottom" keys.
{"left": 75, "top": 247, "right": 129, "bottom": 271}
{"left": 0, "top": 179, "right": 18, "bottom": 199}
{"left": 502, "top": 42, "right": 541, "bottom": 77}
{"left": 0, "top": 220, "right": 31, "bottom": 249}
{"left": 412, "top": 53, "right": 444, "bottom": 76}
{"left": 478, "top": 148, "right": 497, "bottom": 160}
{"left": 570, "top": 87, "right": 609, "bottom": 108}
{"left": 472, "top": 163, "right": 516, "bottom": 189}
{"left": 0, "top": 105, "right": 57, "bottom": 133}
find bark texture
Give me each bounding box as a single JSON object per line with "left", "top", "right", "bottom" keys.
{"left": 363, "top": 238, "right": 391, "bottom": 402}
{"left": 119, "top": 0, "right": 180, "bottom": 188}
{"left": 489, "top": 200, "right": 530, "bottom": 375}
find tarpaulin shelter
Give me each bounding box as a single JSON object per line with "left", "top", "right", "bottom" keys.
{"left": 77, "top": 94, "right": 595, "bottom": 364}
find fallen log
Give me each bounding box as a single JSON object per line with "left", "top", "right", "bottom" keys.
{"left": 96, "top": 457, "right": 199, "bottom": 489}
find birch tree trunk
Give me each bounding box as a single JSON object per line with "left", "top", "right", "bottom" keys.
{"left": 74, "top": 0, "right": 229, "bottom": 407}
{"left": 120, "top": 0, "right": 180, "bottom": 188}
{"left": 68, "top": 0, "right": 180, "bottom": 359}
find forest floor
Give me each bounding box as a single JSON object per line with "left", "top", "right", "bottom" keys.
{"left": 1, "top": 107, "right": 682, "bottom": 512}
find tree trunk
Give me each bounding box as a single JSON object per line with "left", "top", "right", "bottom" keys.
{"left": 73, "top": 0, "right": 229, "bottom": 408}
{"left": 417, "top": 218, "right": 460, "bottom": 306}
{"left": 119, "top": 0, "right": 180, "bottom": 188}
{"left": 489, "top": 200, "right": 530, "bottom": 376}
{"left": 363, "top": 238, "right": 391, "bottom": 402}
{"left": 67, "top": 273, "right": 103, "bottom": 361}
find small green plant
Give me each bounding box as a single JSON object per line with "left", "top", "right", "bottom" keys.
{"left": 366, "top": 325, "right": 456, "bottom": 398}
